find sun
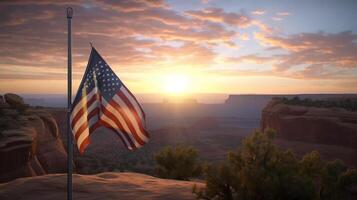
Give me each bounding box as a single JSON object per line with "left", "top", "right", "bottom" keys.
{"left": 164, "top": 74, "right": 189, "bottom": 94}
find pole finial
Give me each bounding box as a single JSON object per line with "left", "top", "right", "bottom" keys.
{"left": 67, "top": 7, "right": 73, "bottom": 19}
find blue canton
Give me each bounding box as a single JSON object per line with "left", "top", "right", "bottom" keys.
{"left": 79, "top": 48, "right": 123, "bottom": 102}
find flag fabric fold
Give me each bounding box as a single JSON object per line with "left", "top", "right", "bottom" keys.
{"left": 70, "top": 47, "right": 149, "bottom": 154}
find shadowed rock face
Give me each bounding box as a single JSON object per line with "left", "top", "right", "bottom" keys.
{"left": 261, "top": 99, "right": 357, "bottom": 148}
{"left": 0, "top": 94, "right": 68, "bottom": 183}
{"left": 4, "top": 93, "right": 24, "bottom": 107}
{"left": 0, "top": 172, "right": 203, "bottom": 200}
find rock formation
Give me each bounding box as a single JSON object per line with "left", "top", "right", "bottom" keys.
{"left": 0, "top": 93, "right": 68, "bottom": 183}
{"left": 0, "top": 172, "right": 204, "bottom": 200}
{"left": 261, "top": 99, "right": 357, "bottom": 149}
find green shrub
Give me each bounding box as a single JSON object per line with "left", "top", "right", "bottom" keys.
{"left": 278, "top": 96, "right": 357, "bottom": 111}
{"left": 154, "top": 145, "right": 201, "bottom": 180}
{"left": 194, "top": 129, "right": 357, "bottom": 200}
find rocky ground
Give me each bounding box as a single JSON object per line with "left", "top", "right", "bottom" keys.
{"left": 0, "top": 172, "right": 203, "bottom": 200}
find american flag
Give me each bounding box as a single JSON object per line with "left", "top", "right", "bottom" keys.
{"left": 70, "top": 47, "right": 150, "bottom": 154}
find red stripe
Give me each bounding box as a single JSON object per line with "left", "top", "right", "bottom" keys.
{"left": 122, "top": 85, "right": 146, "bottom": 119}
{"left": 101, "top": 105, "right": 139, "bottom": 147}
{"left": 79, "top": 137, "right": 90, "bottom": 155}
{"left": 88, "top": 107, "right": 99, "bottom": 119}
{"left": 74, "top": 122, "right": 88, "bottom": 141}
{"left": 117, "top": 90, "right": 150, "bottom": 138}
{"left": 75, "top": 115, "right": 99, "bottom": 142}
{"left": 71, "top": 95, "right": 98, "bottom": 129}
{"left": 77, "top": 120, "right": 101, "bottom": 154}
{"left": 78, "top": 121, "right": 100, "bottom": 154}
{"left": 108, "top": 99, "right": 146, "bottom": 145}
{"left": 89, "top": 121, "right": 101, "bottom": 133}
{"left": 73, "top": 107, "right": 99, "bottom": 142}
{"left": 100, "top": 119, "right": 136, "bottom": 150}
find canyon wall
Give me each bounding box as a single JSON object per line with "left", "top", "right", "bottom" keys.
{"left": 0, "top": 94, "right": 68, "bottom": 183}
{"left": 261, "top": 99, "right": 357, "bottom": 148}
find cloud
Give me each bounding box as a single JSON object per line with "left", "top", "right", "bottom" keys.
{"left": 276, "top": 12, "right": 290, "bottom": 16}
{"left": 238, "top": 33, "right": 249, "bottom": 41}
{"left": 1, "top": 1, "right": 248, "bottom": 79}
{"left": 254, "top": 31, "right": 357, "bottom": 79}
{"left": 269, "top": 11, "right": 290, "bottom": 22}
{"left": 251, "top": 9, "right": 265, "bottom": 15}
{"left": 95, "top": 0, "right": 168, "bottom": 12}
{"left": 1, "top": 0, "right": 354, "bottom": 84}
{"left": 227, "top": 54, "right": 273, "bottom": 64}
{"left": 272, "top": 17, "right": 283, "bottom": 21}
{"left": 251, "top": 20, "right": 273, "bottom": 33}
{"left": 185, "top": 8, "right": 251, "bottom": 27}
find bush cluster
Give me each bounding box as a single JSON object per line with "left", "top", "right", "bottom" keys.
{"left": 154, "top": 145, "right": 201, "bottom": 180}
{"left": 192, "top": 129, "right": 357, "bottom": 200}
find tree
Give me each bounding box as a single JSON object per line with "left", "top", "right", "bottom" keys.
{"left": 154, "top": 145, "right": 201, "bottom": 180}
{"left": 194, "top": 129, "right": 357, "bottom": 200}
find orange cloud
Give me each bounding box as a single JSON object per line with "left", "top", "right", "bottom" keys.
{"left": 227, "top": 54, "right": 273, "bottom": 64}
{"left": 254, "top": 31, "right": 357, "bottom": 79}
{"left": 0, "top": 1, "right": 249, "bottom": 80}
{"left": 95, "top": 0, "right": 168, "bottom": 12}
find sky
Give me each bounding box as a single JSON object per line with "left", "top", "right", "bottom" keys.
{"left": 0, "top": 0, "right": 356, "bottom": 98}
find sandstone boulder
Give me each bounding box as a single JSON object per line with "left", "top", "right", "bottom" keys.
{"left": 4, "top": 93, "right": 24, "bottom": 107}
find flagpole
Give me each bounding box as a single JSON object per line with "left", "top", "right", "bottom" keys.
{"left": 66, "top": 7, "right": 73, "bottom": 200}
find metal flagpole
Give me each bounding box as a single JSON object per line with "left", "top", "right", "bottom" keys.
{"left": 66, "top": 7, "right": 73, "bottom": 200}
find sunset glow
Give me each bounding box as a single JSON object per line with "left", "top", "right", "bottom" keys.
{"left": 0, "top": 1, "right": 356, "bottom": 99}
{"left": 164, "top": 74, "right": 189, "bottom": 94}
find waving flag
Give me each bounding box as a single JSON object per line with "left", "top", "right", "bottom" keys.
{"left": 70, "top": 47, "right": 150, "bottom": 154}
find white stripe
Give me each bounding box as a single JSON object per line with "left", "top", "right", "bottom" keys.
{"left": 113, "top": 94, "right": 149, "bottom": 142}
{"left": 71, "top": 88, "right": 97, "bottom": 121}
{"left": 120, "top": 87, "right": 144, "bottom": 121}
{"left": 74, "top": 108, "right": 99, "bottom": 151}
{"left": 72, "top": 99, "right": 99, "bottom": 134}
{"left": 77, "top": 127, "right": 89, "bottom": 149}
{"left": 103, "top": 111, "right": 141, "bottom": 148}
{"left": 102, "top": 99, "right": 131, "bottom": 135}
{"left": 101, "top": 98, "right": 142, "bottom": 148}
{"left": 100, "top": 98, "right": 140, "bottom": 149}
{"left": 100, "top": 114, "right": 136, "bottom": 150}
{"left": 101, "top": 98, "right": 140, "bottom": 147}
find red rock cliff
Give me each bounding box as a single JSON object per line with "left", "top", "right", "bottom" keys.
{"left": 261, "top": 99, "right": 357, "bottom": 149}
{"left": 0, "top": 94, "right": 68, "bottom": 183}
